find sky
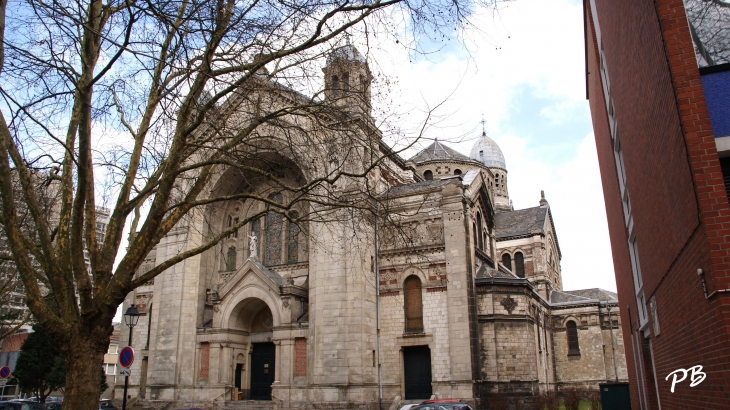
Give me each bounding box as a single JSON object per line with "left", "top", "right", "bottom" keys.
{"left": 364, "top": 0, "right": 618, "bottom": 292}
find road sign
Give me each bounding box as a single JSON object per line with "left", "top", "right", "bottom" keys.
{"left": 119, "top": 368, "right": 131, "bottom": 377}
{"left": 119, "top": 346, "right": 134, "bottom": 368}
{"left": 0, "top": 366, "right": 10, "bottom": 379}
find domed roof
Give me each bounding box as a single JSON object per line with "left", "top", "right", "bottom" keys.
{"left": 326, "top": 44, "right": 366, "bottom": 66}
{"left": 470, "top": 132, "right": 506, "bottom": 169}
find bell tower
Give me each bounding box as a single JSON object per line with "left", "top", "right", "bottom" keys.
{"left": 322, "top": 44, "right": 372, "bottom": 116}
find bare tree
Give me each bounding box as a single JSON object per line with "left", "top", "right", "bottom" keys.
{"left": 0, "top": 0, "right": 501, "bottom": 408}
{"left": 685, "top": 0, "right": 730, "bottom": 66}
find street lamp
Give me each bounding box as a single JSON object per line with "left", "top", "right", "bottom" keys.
{"left": 122, "top": 304, "right": 140, "bottom": 410}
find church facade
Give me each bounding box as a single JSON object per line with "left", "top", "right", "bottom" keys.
{"left": 118, "top": 45, "right": 628, "bottom": 409}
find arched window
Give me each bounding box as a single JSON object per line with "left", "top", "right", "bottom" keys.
{"left": 473, "top": 223, "right": 478, "bottom": 251}
{"left": 342, "top": 72, "right": 350, "bottom": 91}
{"left": 454, "top": 169, "right": 462, "bottom": 176}
{"left": 501, "top": 253, "right": 512, "bottom": 272}
{"left": 424, "top": 170, "right": 433, "bottom": 180}
{"left": 514, "top": 252, "right": 525, "bottom": 278}
{"left": 404, "top": 276, "right": 424, "bottom": 333}
{"left": 288, "top": 211, "right": 300, "bottom": 264}
{"left": 476, "top": 212, "right": 483, "bottom": 250}
{"left": 265, "top": 193, "right": 284, "bottom": 266}
{"left": 566, "top": 320, "right": 580, "bottom": 355}
{"left": 226, "top": 246, "right": 237, "bottom": 271}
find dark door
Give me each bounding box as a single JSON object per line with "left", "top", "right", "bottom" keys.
{"left": 599, "top": 383, "right": 632, "bottom": 410}
{"left": 250, "top": 342, "right": 276, "bottom": 400}
{"left": 403, "top": 345, "right": 432, "bottom": 400}
{"left": 235, "top": 363, "right": 243, "bottom": 390}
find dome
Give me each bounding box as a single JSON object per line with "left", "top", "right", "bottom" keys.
{"left": 470, "top": 132, "right": 506, "bottom": 169}
{"left": 326, "top": 44, "right": 366, "bottom": 66}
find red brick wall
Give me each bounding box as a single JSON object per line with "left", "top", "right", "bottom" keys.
{"left": 524, "top": 260, "right": 534, "bottom": 277}
{"left": 587, "top": 0, "right": 730, "bottom": 408}
{"left": 199, "top": 342, "right": 210, "bottom": 378}
{"left": 294, "top": 337, "right": 307, "bottom": 377}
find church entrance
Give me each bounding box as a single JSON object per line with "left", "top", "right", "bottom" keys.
{"left": 250, "top": 342, "right": 275, "bottom": 400}
{"left": 403, "top": 345, "right": 432, "bottom": 400}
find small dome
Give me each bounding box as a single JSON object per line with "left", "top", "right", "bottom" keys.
{"left": 326, "top": 44, "right": 366, "bottom": 66}
{"left": 470, "top": 132, "right": 506, "bottom": 169}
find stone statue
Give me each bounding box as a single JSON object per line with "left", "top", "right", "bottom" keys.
{"left": 248, "top": 233, "right": 258, "bottom": 259}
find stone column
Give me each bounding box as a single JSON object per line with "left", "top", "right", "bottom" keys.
{"left": 221, "top": 342, "right": 232, "bottom": 384}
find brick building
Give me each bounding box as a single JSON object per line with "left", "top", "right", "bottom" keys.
{"left": 584, "top": 0, "right": 730, "bottom": 408}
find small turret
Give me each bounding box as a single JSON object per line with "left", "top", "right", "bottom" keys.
{"left": 322, "top": 44, "right": 372, "bottom": 116}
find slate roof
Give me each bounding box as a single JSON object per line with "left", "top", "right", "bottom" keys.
{"left": 550, "top": 288, "right": 618, "bottom": 304}
{"left": 494, "top": 206, "right": 548, "bottom": 239}
{"left": 563, "top": 288, "right": 618, "bottom": 301}
{"left": 249, "top": 258, "right": 283, "bottom": 285}
{"left": 380, "top": 179, "right": 443, "bottom": 197}
{"left": 409, "top": 140, "right": 477, "bottom": 164}
{"left": 475, "top": 264, "right": 518, "bottom": 279}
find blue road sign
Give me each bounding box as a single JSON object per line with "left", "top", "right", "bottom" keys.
{"left": 119, "top": 346, "right": 134, "bottom": 368}
{"left": 0, "top": 366, "right": 10, "bottom": 379}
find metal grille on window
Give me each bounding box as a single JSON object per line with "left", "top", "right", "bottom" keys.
{"left": 567, "top": 320, "right": 580, "bottom": 355}
{"left": 404, "top": 276, "right": 424, "bottom": 333}
{"left": 265, "top": 193, "right": 284, "bottom": 266}
{"left": 288, "top": 211, "right": 300, "bottom": 264}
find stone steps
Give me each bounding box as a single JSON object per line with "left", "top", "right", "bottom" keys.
{"left": 223, "top": 400, "right": 274, "bottom": 410}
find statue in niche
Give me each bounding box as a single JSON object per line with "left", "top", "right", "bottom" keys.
{"left": 248, "top": 232, "right": 258, "bottom": 259}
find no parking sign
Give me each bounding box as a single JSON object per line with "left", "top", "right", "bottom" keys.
{"left": 119, "top": 346, "right": 134, "bottom": 368}
{"left": 0, "top": 366, "right": 10, "bottom": 379}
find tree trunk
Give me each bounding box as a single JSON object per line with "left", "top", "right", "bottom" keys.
{"left": 61, "top": 321, "right": 112, "bottom": 410}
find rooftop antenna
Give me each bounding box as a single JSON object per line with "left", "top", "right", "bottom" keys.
{"left": 480, "top": 114, "right": 487, "bottom": 136}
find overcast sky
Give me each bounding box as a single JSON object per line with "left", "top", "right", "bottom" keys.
{"left": 366, "top": 0, "right": 617, "bottom": 292}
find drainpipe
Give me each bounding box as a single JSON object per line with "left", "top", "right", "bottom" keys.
{"left": 607, "top": 305, "right": 619, "bottom": 382}
{"left": 375, "top": 206, "right": 383, "bottom": 410}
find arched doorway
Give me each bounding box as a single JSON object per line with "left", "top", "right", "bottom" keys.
{"left": 229, "top": 298, "right": 276, "bottom": 401}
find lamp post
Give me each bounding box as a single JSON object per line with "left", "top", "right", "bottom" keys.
{"left": 122, "top": 304, "right": 140, "bottom": 410}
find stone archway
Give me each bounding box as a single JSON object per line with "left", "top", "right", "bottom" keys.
{"left": 227, "top": 298, "right": 276, "bottom": 400}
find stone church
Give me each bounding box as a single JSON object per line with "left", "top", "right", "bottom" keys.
{"left": 118, "top": 44, "right": 628, "bottom": 409}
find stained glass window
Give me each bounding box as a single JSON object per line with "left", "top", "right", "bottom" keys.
{"left": 226, "top": 246, "right": 237, "bottom": 271}
{"left": 288, "top": 211, "right": 300, "bottom": 264}
{"left": 265, "top": 193, "right": 283, "bottom": 266}
{"left": 250, "top": 218, "right": 261, "bottom": 259}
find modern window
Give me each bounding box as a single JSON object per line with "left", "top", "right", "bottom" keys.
{"left": 501, "top": 253, "right": 512, "bottom": 272}
{"left": 404, "top": 276, "right": 424, "bottom": 333}
{"left": 514, "top": 252, "right": 525, "bottom": 278}
{"left": 566, "top": 320, "right": 580, "bottom": 355}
